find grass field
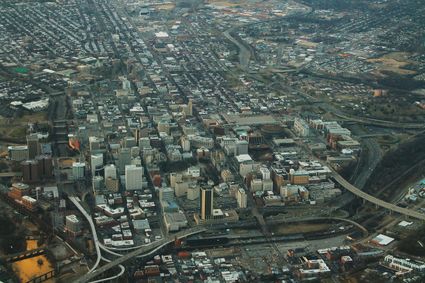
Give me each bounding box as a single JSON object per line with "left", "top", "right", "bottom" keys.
{"left": 368, "top": 52, "right": 417, "bottom": 76}
{"left": 0, "top": 112, "right": 47, "bottom": 142}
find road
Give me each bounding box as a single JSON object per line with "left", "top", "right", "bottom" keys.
{"left": 223, "top": 27, "right": 252, "bottom": 69}
{"left": 68, "top": 196, "right": 102, "bottom": 273}
{"left": 332, "top": 171, "right": 425, "bottom": 221}
{"left": 333, "top": 112, "right": 425, "bottom": 130}
{"left": 353, "top": 138, "right": 382, "bottom": 189}
{"left": 74, "top": 227, "right": 206, "bottom": 283}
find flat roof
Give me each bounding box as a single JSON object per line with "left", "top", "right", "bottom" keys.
{"left": 222, "top": 114, "right": 279, "bottom": 126}
{"left": 372, "top": 234, "right": 395, "bottom": 246}
{"left": 236, "top": 154, "right": 252, "bottom": 163}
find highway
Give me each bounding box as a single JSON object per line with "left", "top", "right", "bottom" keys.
{"left": 0, "top": 172, "right": 22, "bottom": 178}
{"left": 332, "top": 172, "right": 425, "bottom": 221}
{"left": 333, "top": 112, "right": 425, "bottom": 130}
{"left": 68, "top": 196, "right": 102, "bottom": 273}
{"left": 74, "top": 227, "right": 206, "bottom": 283}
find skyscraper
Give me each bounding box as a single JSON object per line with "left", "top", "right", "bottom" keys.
{"left": 200, "top": 187, "right": 213, "bottom": 220}
{"left": 21, "top": 160, "right": 40, "bottom": 183}
{"left": 91, "top": 154, "right": 104, "bottom": 176}
{"left": 237, "top": 188, "right": 247, "bottom": 208}
{"left": 72, "top": 162, "right": 86, "bottom": 180}
{"left": 118, "top": 147, "right": 131, "bottom": 174}
{"left": 27, "top": 133, "right": 40, "bottom": 159}
{"left": 125, "top": 165, "right": 143, "bottom": 191}
{"left": 104, "top": 164, "right": 117, "bottom": 180}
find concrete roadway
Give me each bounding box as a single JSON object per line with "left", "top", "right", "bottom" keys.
{"left": 69, "top": 196, "right": 102, "bottom": 273}
{"left": 332, "top": 171, "right": 425, "bottom": 221}
{"left": 74, "top": 227, "right": 206, "bottom": 283}
{"left": 333, "top": 112, "right": 425, "bottom": 130}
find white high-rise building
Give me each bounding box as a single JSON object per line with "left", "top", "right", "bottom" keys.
{"left": 237, "top": 188, "right": 247, "bottom": 208}
{"left": 104, "top": 164, "right": 117, "bottom": 180}
{"left": 91, "top": 154, "right": 103, "bottom": 176}
{"left": 125, "top": 165, "right": 143, "bottom": 191}
{"left": 72, "top": 162, "right": 86, "bottom": 180}
{"left": 66, "top": 214, "right": 81, "bottom": 235}
{"left": 260, "top": 167, "right": 271, "bottom": 180}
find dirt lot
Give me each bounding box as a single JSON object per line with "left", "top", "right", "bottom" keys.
{"left": 368, "top": 52, "right": 417, "bottom": 76}
{"left": 270, "top": 223, "right": 332, "bottom": 235}
{"left": 0, "top": 112, "right": 47, "bottom": 142}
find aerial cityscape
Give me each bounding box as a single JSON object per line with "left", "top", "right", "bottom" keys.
{"left": 0, "top": 0, "right": 425, "bottom": 282}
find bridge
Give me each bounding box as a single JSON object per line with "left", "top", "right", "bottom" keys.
{"left": 2, "top": 247, "right": 46, "bottom": 263}
{"left": 68, "top": 196, "right": 101, "bottom": 273}
{"left": 25, "top": 269, "right": 55, "bottom": 283}
{"left": 0, "top": 172, "right": 23, "bottom": 178}
{"left": 332, "top": 171, "right": 425, "bottom": 221}
{"left": 74, "top": 227, "right": 206, "bottom": 283}
{"left": 333, "top": 113, "right": 425, "bottom": 129}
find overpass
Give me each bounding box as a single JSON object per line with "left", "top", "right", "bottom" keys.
{"left": 2, "top": 247, "right": 46, "bottom": 263}
{"left": 68, "top": 196, "right": 101, "bottom": 273}
{"left": 332, "top": 172, "right": 425, "bottom": 221}
{"left": 333, "top": 113, "right": 425, "bottom": 129}
{"left": 0, "top": 172, "right": 22, "bottom": 178}
{"left": 25, "top": 269, "right": 55, "bottom": 283}
{"left": 74, "top": 227, "right": 206, "bottom": 283}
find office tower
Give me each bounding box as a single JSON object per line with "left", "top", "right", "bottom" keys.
{"left": 104, "top": 164, "right": 117, "bottom": 180}
{"left": 92, "top": 176, "right": 104, "bottom": 193}
{"left": 237, "top": 188, "right": 247, "bottom": 208}
{"left": 123, "top": 137, "right": 137, "bottom": 148}
{"left": 118, "top": 148, "right": 131, "bottom": 174}
{"left": 89, "top": 136, "right": 101, "bottom": 151}
{"left": 125, "top": 165, "right": 143, "bottom": 191}
{"left": 35, "top": 155, "right": 53, "bottom": 178}
{"left": 91, "top": 154, "right": 103, "bottom": 176}
{"left": 236, "top": 140, "right": 249, "bottom": 155}
{"left": 8, "top": 146, "right": 28, "bottom": 161}
{"left": 21, "top": 160, "right": 40, "bottom": 183}
{"left": 200, "top": 187, "right": 213, "bottom": 220}
{"left": 72, "top": 162, "right": 86, "bottom": 180}
{"left": 133, "top": 128, "right": 141, "bottom": 143}
{"left": 188, "top": 99, "right": 193, "bottom": 116}
{"left": 159, "top": 187, "right": 174, "bottom": 202}
{"left": 27, "top": 134, "right": 40, "bottom": 159}
{"left": 65, "top": 215, "right": 81, "bottom": 236}
{"left": 138, "top": 137, "right": 151, "bottom": 149}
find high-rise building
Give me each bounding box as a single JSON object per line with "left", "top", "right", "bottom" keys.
{"left": 72, "top": 162, "right": 86, "bottom": 180}
{"left": 65, "top": 214, "right": 81, "bottom": 236}
{"left": 188, "top": 99, "right": 193, "bottom": 116}
{"left": 35, "top": 155, "right": 53, "bottom": 178}
{"left": 123, "top": 137, "right": 137, "bottom": 148}
{"left": 8, "top": 146, "right": 28, "bottom": 161}
{"left": 27, "top": 134, "right": 40, "bottom": 159}
{"left": 200, "top": 187, "right": 213, "bottom": 220}
{"left": 159, "top": 187, "right": 175, "bottom": 202}
{"left": 118, "top": 148, "right": 131, "bottom": 174}
{"left": 133, "top": 128, "right": 141, "bottom": 144}
{"left": 187, "top": 184, "right": 200, "bottom": 200}
{"left": 91, "top": 154, "right": 104, "bottom": 176}
{"left": 259, "top": 167, "right": 271, "bottom": 180}
{"left": 138, "top": 137, "right": 151, "bottom": 149}
{"left": 236, "top": 140, "right": 249, "bottom": 156}
{"left": 21, "top": 196, "right": 38, "bottom": 212}
{"left": 92, "top": 176, "right": 104, "bottom": 193}
{"left": 104, "top": 164, "right": 117, "bottom": 180}
{"left": 237, "top": 188, "right": 247, "bottom": 208}
{"left": 125, "top": 165, "right": 143, "bottom": 191}
{"left": 21, "top": 160, "right": 40, "bottom": 183}
{"left": 89, "top": 136, "right": 103, "bottom": 151}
